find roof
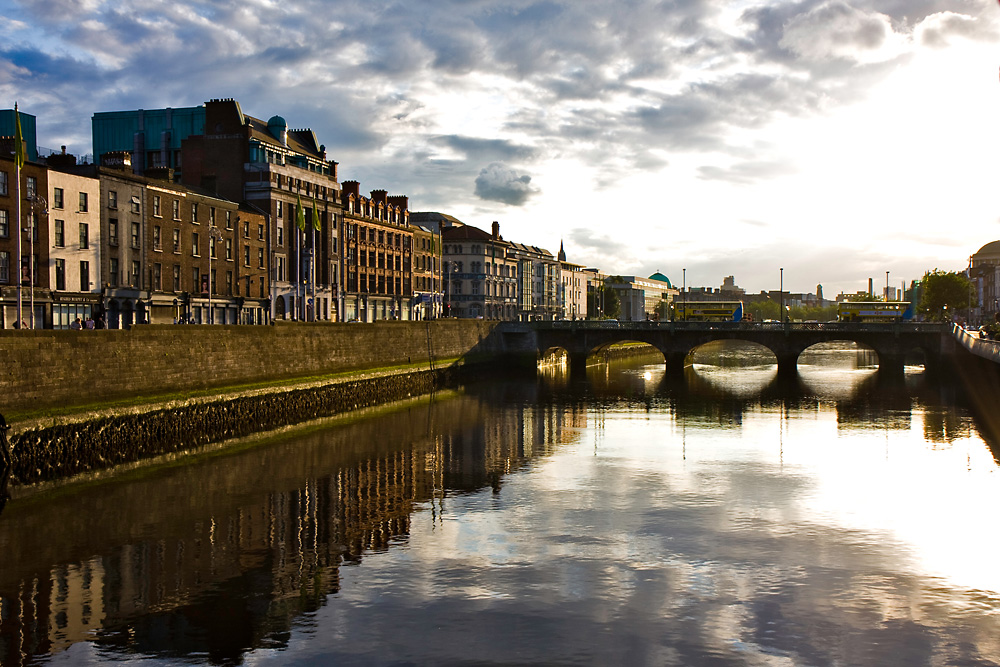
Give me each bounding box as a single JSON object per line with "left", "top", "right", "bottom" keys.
{"left": 442, "top": 224, "right": 494, "bottom": 241}
{"left": 648, "top": 271, "right": 672, "bottom": 287}
{"left": 974, "top": 240, "right": 1000, "bottom": 262}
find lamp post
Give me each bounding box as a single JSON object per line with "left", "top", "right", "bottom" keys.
{"left": 886, "top": 271, "right": 890, "bottom": 301}
{"left": 22, "top": 194, "right": 47, "bottom": 329}
{"left": 207, "top": 224, "right": 224, "bottom": 324}
{"left": 779, "top": 268, "right": 784, "bottom": 323}
{"left": 682, "top": 268, "right": 686, "bottom": 321}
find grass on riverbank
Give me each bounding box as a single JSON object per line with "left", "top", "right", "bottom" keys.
{"left": 6, "top": 356, "right": 471, "bottom": 428}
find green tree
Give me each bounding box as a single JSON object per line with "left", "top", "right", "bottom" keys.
{"left": 654, "top": 297, "right": 671, "bottom": 320}
{"left": 587, "top": 283, "right": 620, "bottom": 319}
{"left": 919, "top": 269, "right": 975, "bottom": 322}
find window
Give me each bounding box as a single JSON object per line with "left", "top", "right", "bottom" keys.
{"left": 153, "top": 263, "right": 161, "bottom": 291}
{"left": 209, "top": 207, "right": 215, "bottom": 225}
{"left": 172, "top": 228, "right": 180, "bottom": 253}
{"left": 109, "top": 219, "right": 118, "bottom": 246}
{"left": 54, "top": 259, "right": 66, "bottom": 290}
{"left": 277, "top": 256, "right": 285, "bottom": 282}
{"left": 0, "top": 210, "right": 8, "bottom": 238}
{"left": 26, "top": 176, "right": 36, "bottom": 198}
{"left": 131, "top": 260, "right": 140, "bottom": 288}
{"left": 225, "top": 210, "right": 232, "bottom": 229}
{"left": 80, "top": 261, "right": 90, "bottom": 291}
{"left": 54, "top": 220, "right": 64, "bottom": 247}
{"left": 108, "top": 190, "right": 117, "bottom": 209}
{"left": 192, "top": 232, "right": 199, "bottom": 256}
{"left": 0, "top": 251, "right": 8, "bottom": 282}
{"left": 225, "top": 238, "right": 232, "bottom": 260}
{"left": 53, "top": 188, "right": 64, "bottom": 209}
{"left": 193, "top": 267, "right": 201, "bottom": 292}
{"left": 277, "top": 225, "right": 283, "bottom": 246}
{"left": 130, "top": 195, "right": 140, "bottom": 214}
{"left": 210, "top": 268, "right": 216, "bottom": 295}
{"left": 152, "top": 225, "right": 161, "bottom": 251}
{"left": 226, "top": 270, "right": 233, "bottom": 296}
{"left": 0, "top": 171, "right": 6, "bottom": 196}
{"left": 78, "top": 192, "right": 88, "bottom": 212}
{"left": 258, "top": 248, "right": 264, "bottom": 268}
{"left": 131, "top": 222, "right": 140, "bottom": 248}
{"left": 109, "top": 258, "right": 119, "bottom": 287}
{"left": 244, "top": 245, "right": 250, "bottom": 266}
{"left": 276, "top": 201, "right": 283, "bottom": 219}
{"left": 172, "top": 199, "right": 180, "bottom": 220}
{"left": 172, "top": 265, "right": 180, "bottom": 292}
{"left": 191, "top": 203, "right": 198, "bottom": 222}
{"left": 243, "top": 221, "right": 250, "bottom": 238}
{"left": 258, "top": 223, "right": 264, "bottom": 240}
{"left": 210, "top": 235, "right": 217, "bottom": 259}
{"left": 153, "top": 196, "right": 161, "bottom": 217}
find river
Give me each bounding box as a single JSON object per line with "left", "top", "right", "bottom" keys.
{"left": 2, "top": 342, "right": 999, "bottom": 666}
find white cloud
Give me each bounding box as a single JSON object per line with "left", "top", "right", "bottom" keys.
{"left": 474, "top": 163, "right": 539, "bottom": 206}
{"left": 778, "top": 1, "right": 908, "bottom": 64}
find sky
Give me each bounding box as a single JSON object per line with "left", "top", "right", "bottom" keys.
{"left": 2, "top": 0, "right": 999, "bottom": 297}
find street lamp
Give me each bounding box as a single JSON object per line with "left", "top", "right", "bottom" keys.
{"left": 22, "top": 194, "right": 47, "bottom": 329}
{"left": 207, "top": 224, "right": 224, "bottom": 324}
{"left": 779, "top": 268, "right": 784, "bottom": 323}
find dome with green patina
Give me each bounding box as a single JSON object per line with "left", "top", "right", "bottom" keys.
{"left": 649, "top": 271, "right": 672, "bottom": 287}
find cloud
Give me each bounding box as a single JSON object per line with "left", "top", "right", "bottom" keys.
{"left": 778, "top": 1, "right": 906, "bottom": 64}
{"left": 698, "top": 160, "right": 797, "bottom": 185}
{"left": 916, "top": 12, "right": 997, "bottom": 48}
{"left": 474, "top": 163, "right": 539, "bottom": 206}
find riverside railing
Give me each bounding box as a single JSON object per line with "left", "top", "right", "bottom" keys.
{"left": 531, "top": 320, "right": 949, "bottom": 334}
{"left": 953, "top": 324, "right": 1000, "bottom": 364}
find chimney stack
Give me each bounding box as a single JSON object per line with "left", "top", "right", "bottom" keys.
{"left": 492, "top": 220, "right": 500, "bottom": 239}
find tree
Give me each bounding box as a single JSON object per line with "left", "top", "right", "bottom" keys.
{"left": 919, "top": 269, "right": 975, "bottom": 322}
{"left": 587, "top": 283, "right": 620, "bottom": 319}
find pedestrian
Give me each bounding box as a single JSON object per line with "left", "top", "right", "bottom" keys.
{"left": 95, "top": 314, "right": 106, "bottom": 329}
{"left": 85, "top": 315, "right": 95, "bottom": 330}
{"left": 71, "top": 317, "right": 82, "bottom": 331}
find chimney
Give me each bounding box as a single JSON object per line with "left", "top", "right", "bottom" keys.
{"left": 369, "top": 189, "right": 387, "bottom": 203}
{"left": 492, "top": 220, "right": 500, "bottom": 239}
{"left": 868, "top": 278, "right": 873, "bottom": 298}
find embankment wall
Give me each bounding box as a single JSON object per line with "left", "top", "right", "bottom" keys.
{"left": 0, "top": 320, "right": 503, "bottom": 414}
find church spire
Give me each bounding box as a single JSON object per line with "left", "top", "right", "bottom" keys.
{"left": 558, "top": 239, "right": 566, "bottom": 262}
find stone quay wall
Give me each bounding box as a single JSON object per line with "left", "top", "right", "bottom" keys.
{"left": 8, "top": 367, "right": 463, "bottom": 487}
{"left": 0, "top": 320, "right": 503, "bottom": 414}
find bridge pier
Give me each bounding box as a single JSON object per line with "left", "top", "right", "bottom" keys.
{"left": 776, "top": 353, "right": 799, "bottom": 378}
{"left": 877, "top": 354, "right": 906, "bottom": 380}
{"left": 568, "top": 352, "right": 589, "bottom": 379}
{"left": 665, "top": 352, "right": 687, "bottom": 377}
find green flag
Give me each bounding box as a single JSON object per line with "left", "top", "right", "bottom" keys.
{"left": 13, "top": 103, "right": 24, "bottom": 169}
{"left": 311, "top": 199, "right": 321, "bottom": 231}
{"left": 295, "top": 193, "right": 306, "bottom": 231}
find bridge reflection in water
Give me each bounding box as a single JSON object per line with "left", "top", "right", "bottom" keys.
{"left": 1, "top": 345, "right": 998, "bottom": 665}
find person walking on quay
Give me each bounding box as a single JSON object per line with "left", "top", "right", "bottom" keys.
{"left": 71, "top": 317, "right": 82, "bottom": 330}
{"left": 85, "top": 315, "right": 95, "bottom": 330}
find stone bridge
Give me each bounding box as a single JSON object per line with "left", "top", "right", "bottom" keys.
{"left": 499, "top": 321, "right": 956, "bottom": 376}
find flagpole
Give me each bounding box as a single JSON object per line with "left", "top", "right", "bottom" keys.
{"left": 13, "top": 103, "right": 23, "bottom": 329}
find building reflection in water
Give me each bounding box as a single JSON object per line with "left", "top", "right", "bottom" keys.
{"left": 0, "top": 385, "right": 587, "bottom": 666}
{"left": 0, "top": 340, "right": 997, "bottom": 665}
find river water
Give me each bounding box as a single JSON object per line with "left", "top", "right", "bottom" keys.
{"left": 2, "top": 343, "right": 1000, "bottom": 666}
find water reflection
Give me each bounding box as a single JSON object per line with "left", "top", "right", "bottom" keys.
{"left": 1, "top": 351, "right": 999, "bottom": 665}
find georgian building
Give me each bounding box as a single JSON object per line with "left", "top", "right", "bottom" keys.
{"left": 558, "top": 241, "right": 587, "bottom": 320}
{"left": 411, "top": 224, "right": 442, "bottom": 320}
{"left": 0, "top": 118, "right": 50, "bottom": 328}
{"left": 46, "top": 162, "right": 102, "bottom": 328}
{"left": 440, "top": 221, "right": 518, "bottom": 319}
{"left": 340, "top": 182, "right": 413, "bottom": 321}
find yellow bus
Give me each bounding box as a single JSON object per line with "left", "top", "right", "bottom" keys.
{"left": 673, "top": 301, "right": 744, "bottom": 322}
{"left": 837, "top": 301, "right": 914, "bottom": 323}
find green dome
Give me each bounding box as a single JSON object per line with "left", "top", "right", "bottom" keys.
{"left": 649, "top": 272, "right": 672, "bottom": 288}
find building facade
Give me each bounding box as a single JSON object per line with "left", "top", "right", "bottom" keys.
{"left": 340, "top": 182, "right": 413, "bottom": 321}
{"left": 47, "top": 166, "right": 102, "bottom": 328}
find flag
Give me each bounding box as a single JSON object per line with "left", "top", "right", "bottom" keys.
{"left": 295, "top": 193, "right": 306, "bottom": 231}
{"left": 311, "top": 199, "right": 321, "bottom": 231}
{"left": 13, "top": 103, "right": 24, "bottom": 169}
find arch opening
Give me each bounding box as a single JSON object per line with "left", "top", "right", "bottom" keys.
{"left": 799, "top": 341, "right": 879, "bottom": 371}
{"left": 687, "top": 340, "right": 777, "bottom": 369}
{"left": 685, "top": 340, "right": 778, "bottom": 396}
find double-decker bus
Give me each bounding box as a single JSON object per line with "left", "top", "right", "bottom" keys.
{"left": 837, "top": 301, "right": 915, "bottom": 323}
{"left": 673, "top": 301, "right": 743, "bottom": 322}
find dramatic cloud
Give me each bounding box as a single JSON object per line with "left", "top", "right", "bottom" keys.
{"left": 2, "top": 0, "right": 996, "bottom": 294}
{"left": 474, "top": 163, "right": 538, "bottom": 206}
